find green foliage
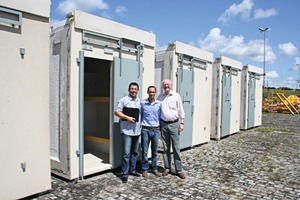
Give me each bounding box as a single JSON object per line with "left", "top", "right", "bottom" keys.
{"left": 263, "top": 88, "right": 300, "bottom": 99}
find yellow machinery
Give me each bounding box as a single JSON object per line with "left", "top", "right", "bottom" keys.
{"left": 262, "top": 93, "right": 300, "bottom": 115}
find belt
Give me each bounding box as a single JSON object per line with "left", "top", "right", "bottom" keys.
{"left": 142, "top": 126, "right": 160, "bottom": 130}
{"left": 160, "top": 118, "right": 179, "bottom": 124}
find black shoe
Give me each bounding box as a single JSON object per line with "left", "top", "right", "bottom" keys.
{"left": 122, "top": 177, "right": 128, "bottom": 183}
{"left": 130, "top": 171, "right": 141, "bottom": 177}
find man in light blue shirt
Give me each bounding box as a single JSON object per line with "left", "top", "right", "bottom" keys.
{"left": 115, "top": 82, "right": 141, "bottom": 183}
{"left": 140, "top": 86, "right": 162, "bottom": 177}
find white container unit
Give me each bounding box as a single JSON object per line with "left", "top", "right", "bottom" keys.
{"left": 211, "top": 56, "right": 243, "bottom": 140}
{"left": 240, "top": 65, "right": 263, "bottom": 130}
{"left": 0, "top": 1, "right": 51, "bottom": 199}
{"left": 155, "top": 41, "right": 213, "bottom": 149}
{"left": 50, "top": 10, "right": 155, "bottom": 180}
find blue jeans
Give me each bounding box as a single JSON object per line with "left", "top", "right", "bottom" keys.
{"left": 160, "top": 121, "right": 182, "bottom": 173}
{"left": 141, "top": 128, "right": 160, "bottom": 172}
{"left": 121, "top": 133, "right": 140, "bottom": 177}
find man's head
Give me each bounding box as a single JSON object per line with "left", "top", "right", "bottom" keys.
{"left": 147, "top": 85, "right": 156, "bottom": 100}
{"left": 128, "top": 82, "right": 139, "bottom": 98}
{"left": 162, "top": 79, "right": 172, "bottom": 94}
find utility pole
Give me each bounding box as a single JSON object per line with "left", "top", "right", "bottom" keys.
{"left": 259, "top": 27, "right": 270, "bottom": 98}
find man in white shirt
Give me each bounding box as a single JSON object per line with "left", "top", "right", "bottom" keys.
{"left": 157, "top": 79, "right": 186, "bottom": 179}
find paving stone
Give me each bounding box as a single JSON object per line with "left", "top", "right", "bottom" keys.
{"left": 31, "top": 113, "right": 300, "bottom": 200}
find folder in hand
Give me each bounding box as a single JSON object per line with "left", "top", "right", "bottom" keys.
{"left": 122, "top": 107, "right": 140, "bottom": 121}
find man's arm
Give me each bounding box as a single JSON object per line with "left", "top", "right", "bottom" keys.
{"left": 114, "top": 111, "right": 136, "bottom": 123}
{"left": 177, "top": 93, "right": 185, "bottom": 131}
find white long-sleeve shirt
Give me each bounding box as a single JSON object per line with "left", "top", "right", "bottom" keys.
{"left": 157, "top": 90, "right": 185, "bottom": 121}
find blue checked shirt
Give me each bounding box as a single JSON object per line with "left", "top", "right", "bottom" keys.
{"left": 116, "top": 95, "right": 141, "bottom": 136}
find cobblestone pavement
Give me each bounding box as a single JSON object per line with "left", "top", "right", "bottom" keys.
{"left": 31, "top": 113, "right": 300, "bottom": 200}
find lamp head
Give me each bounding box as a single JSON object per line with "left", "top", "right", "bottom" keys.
{"left": 259, "top": 27, "right": 270, "bottom": 32}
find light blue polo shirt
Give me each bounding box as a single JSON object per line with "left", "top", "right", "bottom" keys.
{"left": 141, "top": 99, "right": 161, "bottom": 127}
{"left": 116, "top": 95, "right": 141, "bottom": 136}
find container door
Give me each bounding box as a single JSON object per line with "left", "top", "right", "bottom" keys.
{"left": 177, "top": 67, "right": 194, "bottom": 149}
{"left": 112, "top": 57, "right": 143, "bottom": 167}
{"left": 50, "top": 44, "right": 71, "bottom": 177}
{"left": 247, "top": 74, "right": 256, "bottom": 128}
{"left": 221, "top": 67, "right": 231, "bottom": 137}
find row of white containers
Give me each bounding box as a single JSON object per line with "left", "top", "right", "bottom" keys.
{"left": 0, "top": 3, "right": 263, "bottom": 199}
{"left": 155, "top": 42, "right": 263, "bottom": 145}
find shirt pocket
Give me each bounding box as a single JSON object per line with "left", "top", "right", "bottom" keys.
{"left": 168, "top": 100, "right": 177, "bottom": 110}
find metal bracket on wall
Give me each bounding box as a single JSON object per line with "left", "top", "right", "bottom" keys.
{"left": 178, "top": 54, "right": 184, "bottom": 85}
{"left": 82, "top": 30, "right": 120, "bottom": 49}
{"left": 20, "top": 162, "right": 26, "bottom": 172}
{"left": 19, "top": 48, "right": 25, "bottom": 59}
{"left": 82, "top": 44, "right": 93, "bottom": 51}
{"left": 82, "top": 30, "right": 144, "bottom": 77}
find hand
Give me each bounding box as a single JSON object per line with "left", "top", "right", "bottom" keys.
{"left": 126, "top": 116, "right": 136, "bottom": 123}
{"left": 179, "top": 123, "right": 184, "bottom": 132}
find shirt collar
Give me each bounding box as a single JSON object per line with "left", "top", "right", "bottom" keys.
{"left": 128, "top": 94, "right": 139, "bottom": 101}
{"left": 163, "top": 90, "right": 174, "bottom": 96}
{"left": 145, "top": 98, "right": 159, "bottom": 104}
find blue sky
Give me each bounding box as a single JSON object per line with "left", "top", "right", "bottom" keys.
{"left": 50, "top": 0, "right": 300, "bottom": 89}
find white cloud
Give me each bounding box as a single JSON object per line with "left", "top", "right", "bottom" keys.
{"left": 58, "top": 0, "right": 109, "bottom": 15}
{"left": 264, "top": 77, "right": 274, "bottom": 87}
{"left": 283, "top": 77, "right": 297, "bottom": 89}
{"left": 218, "top": 0, "right": 277, "bottom": 23}
{"left": 218, "top": 0, "right": 254, "bottom": 23}
{"left": 286, "top": 77, "right": 295, "bottom": 81}
{"left": 290, "top": 57, "right": 300, "bottom": 71}
{"left": 279, "top": 43, "right": 298, "bottom": 56}
{"left": 254, "top": 8, "right": 278, "bottom": 19}
{"left": 115, "top": 6, "right": 128, "bottom": 15}
{"left": 266, "top": 70, "right": 279, "bottom": 78}
{"left": 198, "top": 28, "right": 276, "bottom": 64}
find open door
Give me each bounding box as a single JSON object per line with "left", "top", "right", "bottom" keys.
{"left": 112, "top": 57, "right": 143, "bottom": 168}
{"left": 83, "top": 57, "right": 112, "bottom": 176}
{"left": 50, "top": 40, "right": 71, "bottom": 177}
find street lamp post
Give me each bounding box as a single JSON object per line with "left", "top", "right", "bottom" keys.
{"left": 259, "top": 27, "right": 270, "bottom": 89}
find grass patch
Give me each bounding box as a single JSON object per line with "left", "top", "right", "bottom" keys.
{"left": 275, "top": 129, "right": 290, "bottom": 133}
{"left": 255, "top": 127, "right": 274, "bottom": 132}
{"left": 254, "top": 127, "right": 290, "bottom": 133}
{"left": 269, "top": 173, "right": 281, "bottom": 182}
{"left": 176, "top": 180, "right": 185, "bottom": 187}
{"left": 222, "top": 189, "right": 236, "bottom": 195}
{"left": 288, "top": 180, "right": 299, "bottom": 186}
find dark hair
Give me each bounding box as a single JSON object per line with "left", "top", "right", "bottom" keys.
{"left": 147, "top": 85, "right": 156, "bottom": 92}
{"left": 128, "top": 82, "right": 139, "bottom": 90}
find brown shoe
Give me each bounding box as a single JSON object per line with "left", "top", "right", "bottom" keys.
{"left": 178, "top": 172, "right": 186, "bottom": 179}
{"left": 153, "top": 170, "right": 162, "bottom": 177}
{"left": 162, "top": 170, "right": 169, "bottom": 176}
{"left": 142, "top": 171, "right": 148, "bottom": 178}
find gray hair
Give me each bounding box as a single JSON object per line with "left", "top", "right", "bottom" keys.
{"left": 161, "top": 79, "right": 172, "bottom": 88}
